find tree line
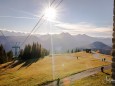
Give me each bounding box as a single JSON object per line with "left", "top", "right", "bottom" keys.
{"left": 18, "top": 42, "right": 49, "bottom": 60}
{"left": 67, "top": 48, "right": 81, "bottom": 53}
{"left": 0, "top": 42, "right": 49, "bottom": 64}
{"left": 67, "top": 48, "right": 92, "bottom": 53}
{"left": 0, "top": 44, "right": 13, "bottom": 64}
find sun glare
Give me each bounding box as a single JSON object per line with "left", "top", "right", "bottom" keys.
{"left": 44, "top": 7, "right": 57, "bottom": 21}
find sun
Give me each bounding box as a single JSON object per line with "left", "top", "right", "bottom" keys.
{"left": 44, "top": 7, "right": 57, "bottom": 21}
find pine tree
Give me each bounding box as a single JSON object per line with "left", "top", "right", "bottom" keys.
{"left": 18, "top": 49, "right": 24, "bottom": 60}
{"left": 7, "top": 50, "right": 13, "bottom": 61}
{"left": 20, "top": 42, "right": 49, "bottom": 60}
{"left": 0, "top": 44, "right": 8, "bottom": 63}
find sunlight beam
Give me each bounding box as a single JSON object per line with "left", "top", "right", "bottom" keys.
{"left": 44, "top": 7, "right": 57, "bottom": 21}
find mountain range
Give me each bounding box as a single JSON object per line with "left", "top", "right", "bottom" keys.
{"left": 0, "top": 31, "right": 112, "bottom": 54}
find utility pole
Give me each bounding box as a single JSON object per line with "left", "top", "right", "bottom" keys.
{"left": 12, "top": 42, "right": 20, "bottom": 57}
{"left": 112, "top": 0, "right": 115, "bottom": 85}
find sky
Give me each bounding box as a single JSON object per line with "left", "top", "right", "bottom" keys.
{"left": 0, "top": 0, "right": 113, "bottom": 37}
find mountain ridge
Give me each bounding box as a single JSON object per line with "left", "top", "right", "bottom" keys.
{"left": 0, "top": 31, "right": 112, "bottom": 54}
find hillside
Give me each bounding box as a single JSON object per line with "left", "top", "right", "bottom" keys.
{"left": 89, "top": 41, "right": 111, "bottom": 50}
{"left": 73, "top": 69, "right": 111, "bottom": 86}
{"left": 0, "top": 52, "right": 111, "bottom": 86}
{"left": 82, "top": 41, "right": 112, "bottom": 54}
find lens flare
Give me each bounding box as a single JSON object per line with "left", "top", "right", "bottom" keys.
{"left": 44, "top": 7, "right": 56, "bottom": 21}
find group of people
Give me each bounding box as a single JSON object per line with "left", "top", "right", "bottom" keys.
{"left": 102, "top": 58, "right": 106, "bottom": 61}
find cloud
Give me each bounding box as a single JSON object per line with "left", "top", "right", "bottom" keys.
{"left": 0, "top": 29, "right": 29, "bottom": 34}
{"left": 0, "top": 19, "right": 112, "bottom": 38}
{"left": 0, "top": 16, "right": 38, "bottom": 20}
{"left": 55, "top": 22, "right": 112, "bottom": 37}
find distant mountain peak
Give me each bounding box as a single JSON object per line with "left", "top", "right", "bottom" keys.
{"left": 92, "top": 41, "right": 108, "bottom": 46}
{"left": 77, "top": 34, "right": 87, "bottom": 36}
{"left": 76, "top": 34, "right": 91, "bottom": 38}
{"left": 93, "top": 41, "right": 105, "bottom": 44}
{"left": 59, "top": 32, "right": 72, "bottom": 38}
{"left": 90, "top": 41, "right": 111, "bottom": 49}
{"left": 60, "top": 32, "right": 71, "bottom": 35}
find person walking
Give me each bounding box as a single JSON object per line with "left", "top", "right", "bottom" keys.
{"left": 101, "top": 67, "right": 104, "bottom": 72}
{"left": 104, "top": 58, "right": 106, "bottom": 62}
{"left": 57, "top": 78, "right": 60, "bottom": 86}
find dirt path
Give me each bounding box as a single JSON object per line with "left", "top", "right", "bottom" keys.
{"left": 93, "top": 52, "right": 112, "bottom": 63}
{"left": 42, "top": 64, "right": 111, "bottom": 86}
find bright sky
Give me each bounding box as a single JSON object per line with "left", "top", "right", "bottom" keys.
{"left": 0, "top": 0, "right": 113, "bottom": 37}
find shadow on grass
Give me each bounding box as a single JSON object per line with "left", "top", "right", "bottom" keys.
{"left": 102, "top": 71, "right": 111, "bottom": 75}
{"left": 0, "top": 62, "right": 14, "bottom": 69}
{"left": 101, "top": 67, "right": 111, "bottom": 75}
{"left": 0, "top": 58, "right": 40, "bottom": 70}
{"left": 18, "top": 58, "right": 39, "bottom": 70}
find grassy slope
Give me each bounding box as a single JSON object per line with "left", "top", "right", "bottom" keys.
{"left": 72, "top": 70, "right": 112, "bottom": 86}
{"left": 0, "top": 52, "right": 111, "bottom": 86}
{"left": 97, "top": 53, "right": 112, "bottom": 61}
